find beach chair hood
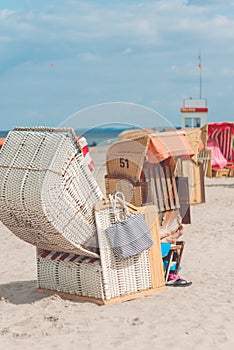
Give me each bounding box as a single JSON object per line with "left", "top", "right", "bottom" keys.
{"left": 0, "top": 127, "right": 103, "bottom": 257}
{"left": 208, "top": 122, "right": 234, "bottom": 162}
{"left": 106, "top": 131, "right": 194, "bottom": 181}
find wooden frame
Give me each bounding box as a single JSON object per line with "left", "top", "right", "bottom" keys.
{"left": 212, "top": 168, "right": 230, "bottom": 177}
{"left": 37, "top": 286, "right": 164, "bottom": 306}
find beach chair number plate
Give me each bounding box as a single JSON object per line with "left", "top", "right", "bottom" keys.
{"left": 120, "top": 158, "right": 129, "bottom": 168}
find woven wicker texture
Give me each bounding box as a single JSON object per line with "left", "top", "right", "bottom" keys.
{"left": 0, "top": 127, "right": 103, "bottom": 257}
{"left": 94, "top": 200, "right": 152, "bottom": 300}
{"left": 106, "top": 136, "right": 149, "bottom": 181}
{"left": 37, "top": 250, "right": 104, "bottom": 299}
{"left": 182, "top": 128, "right": 202, "bottom": 161}
{"left": 200, "top": 124, "right": 209, "bottom": 148}
{"left": 111, "top": 130, "right": 194, "bottom": 170}
{"left": 105, "top": 175, "right": 149, "bottom": 207}
{"left": 37, "top": 202, "right": 164, "bottom": 303}
{"left": 117, "top": 129, "right": 152, "bottom": 140}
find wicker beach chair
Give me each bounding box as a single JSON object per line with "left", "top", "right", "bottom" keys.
{"left": 105, "top": 132, "right": 193, "bottom": 222}
{"left": 0, "top": 127, "right": 165, "bottom": 305}
{"left": 105, "top": 133, "right": 193, "bottom": 282}
{"left": 0, "top": 127, "right": 103, "bottom": 257}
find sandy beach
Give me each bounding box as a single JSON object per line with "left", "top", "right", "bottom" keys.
{"left": 0, "top": 145, "right": 234, "bottom": 350}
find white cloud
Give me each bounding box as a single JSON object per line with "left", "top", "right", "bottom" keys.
{"left": 122, "top": 48, "right": 133, "bottom": 55}
{"left": 220, "top": 68, "right": 234, "bottom": 77}
{"left": 0, "top": 35, "right": 12, "bottom": 43}
{"left": 79, "top": 52, "right": 100, "bottom": 62}
{"left": 0, "top": 9, "right": 15, "bottom": 19}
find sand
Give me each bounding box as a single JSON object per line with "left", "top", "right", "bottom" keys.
{"left": 0, "top": 147, "right": 234, "bottom": 349}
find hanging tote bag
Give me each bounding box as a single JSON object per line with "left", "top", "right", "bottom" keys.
{"left": 106, "top": 192, "right": 153, "bottom": 259}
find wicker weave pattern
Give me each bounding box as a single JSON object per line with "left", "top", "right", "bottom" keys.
{"left": 0, "top": 128, "right": 103, "bottom": 257}
{"left": 105, "top": 176, "right": 149, "bottom": 207}
{"left": 36, "top": 202, "right": 164, "bottom": 303}
{"left": 106, "top": 136, "right": 149, "bottom": 181}
{"left": 37, "top": 250, "right": 104, "bottom": 299}
{"left": 183, "top": 128, "right": 202, "bottom": 161}
{"left": 94, "top": 200, "right": 152, "bottom": 300}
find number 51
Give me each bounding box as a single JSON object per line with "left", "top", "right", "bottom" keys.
{"left": 120, "top": 158, "right": 129, "bottom": 168}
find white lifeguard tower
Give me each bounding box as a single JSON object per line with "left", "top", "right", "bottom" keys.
{"left": 181, "top": 50, "right": 208, "bottom": 128}
{"left": 181, "top": 98, "right": 208, "bottom": 128}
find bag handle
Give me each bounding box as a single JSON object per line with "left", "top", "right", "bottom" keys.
{"left": 114, "top": 192, "right": 130, "bottom": 217}
{"left": 109, "top": 191, "right": 130, "bottom": 220}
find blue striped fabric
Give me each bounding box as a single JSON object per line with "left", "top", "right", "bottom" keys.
{"left": 106, "top": 212, "right": 153, "bottom": 259}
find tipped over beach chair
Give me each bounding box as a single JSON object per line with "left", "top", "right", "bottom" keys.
{"left": 0, "top": 127, "right": 103, "bottom": 257}
{"left": 0, "top": 127, "right": 165, "bottom": 305}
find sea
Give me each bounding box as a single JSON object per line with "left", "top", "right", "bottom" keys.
{"left": 0, "top": 128, "right": 135, "bottom": 147}
{"left": 0, "top": 125, "right": 182, "bottom": 147}
{"left": 77, "top": 128, "right": 128, "bottom": 146}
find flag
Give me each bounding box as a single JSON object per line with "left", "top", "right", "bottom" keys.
{"left": 198, "top": 51, "right": 201, "bottom": 71}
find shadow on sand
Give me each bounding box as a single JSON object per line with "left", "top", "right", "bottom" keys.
{"left": 0, "top": 280, "right": 47, "bottom": 305}
{"left": 205, "top": 183, "right": 234, "bottom": 188}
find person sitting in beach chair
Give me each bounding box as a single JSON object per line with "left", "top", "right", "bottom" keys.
{"left": 160, "top": 211, "right": 192, "bottom": 287}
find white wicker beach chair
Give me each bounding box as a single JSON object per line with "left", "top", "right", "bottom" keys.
{"left": 0, "top": 127, "right": 165, "bottom": 304}
{"left": 35, "top": 201, "right": 165, "bottom": 305}
{"left": 0, "top": 127, "right": 103, "bottom": 257}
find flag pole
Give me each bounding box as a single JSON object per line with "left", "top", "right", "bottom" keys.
{"left": 198, "top": 48, "right": 202, "bottom": 98}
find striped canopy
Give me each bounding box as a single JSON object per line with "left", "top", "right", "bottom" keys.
{"left": 208, "top": 122, "right": 234, "bottom": 161}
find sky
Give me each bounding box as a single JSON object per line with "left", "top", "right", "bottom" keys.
{"left": 1, "top": 0, "right": 234, "bottom": 131}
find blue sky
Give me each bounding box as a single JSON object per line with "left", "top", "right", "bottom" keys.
{"left": 1, "top": 0, "right": 234, "bottom": 130}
